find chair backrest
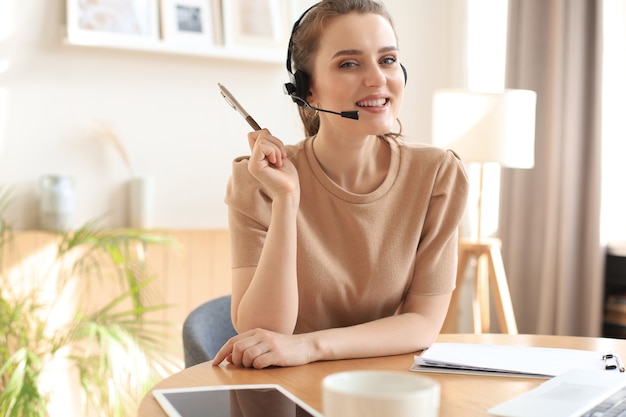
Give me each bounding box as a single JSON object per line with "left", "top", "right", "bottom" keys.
{"left": 182, "top": 294, "right": 237, "bottom": 368}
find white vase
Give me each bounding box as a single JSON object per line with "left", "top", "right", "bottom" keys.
{"left": 128, "top": 176, "right": 154, "bottom": 228}
{"left": 39, "top": 175, "right": 75, "bottom": 232}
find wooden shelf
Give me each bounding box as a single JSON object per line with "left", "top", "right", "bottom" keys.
{"left": 64, "top": 31, "right": 285, "bottom": 64}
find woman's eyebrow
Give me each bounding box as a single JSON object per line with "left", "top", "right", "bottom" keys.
{"left": 331, "top": 46, "right": 398, "bottom": 59}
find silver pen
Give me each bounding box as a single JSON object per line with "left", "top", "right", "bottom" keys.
{"left": 217, "top": 83, "right": 262, "bottom": 131}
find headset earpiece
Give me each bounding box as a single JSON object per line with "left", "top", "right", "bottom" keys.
{"left": 291, "top": 70, "right": 311, "bottom": 105}
{"left": 401, "top": 63, "right": 407, "bottom": 85}
{"left": 284, "top": 70, "right": 310, "bottom": 106}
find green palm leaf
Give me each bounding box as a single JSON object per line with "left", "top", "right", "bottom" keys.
{"left": 0, "top": 186, "right": 182, "bottom": 417}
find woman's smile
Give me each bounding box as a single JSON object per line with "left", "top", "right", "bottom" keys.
{"left": 356, "top": 96, "right": 390, "bottom": 111}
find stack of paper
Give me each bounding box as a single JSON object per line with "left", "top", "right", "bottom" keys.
{"left": 411, "top": 343, "right": 619, "bottom": 378}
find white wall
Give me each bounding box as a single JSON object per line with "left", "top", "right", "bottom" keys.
{"left": 0, "top": 0, "right": 465, "bottom": 230}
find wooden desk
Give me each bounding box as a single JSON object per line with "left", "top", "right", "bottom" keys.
{"left": 138, "top": 333, "right": 626, "bottom": 417}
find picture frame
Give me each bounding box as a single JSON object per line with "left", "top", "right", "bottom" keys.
{"left": 66, "top": 0, "right": 160, "bottom": 46}
{"left": 222, "top": 0, "right": 291, "bottom": 50}
{"left": 160, "top": 0, "right": 215, "bottom": 46}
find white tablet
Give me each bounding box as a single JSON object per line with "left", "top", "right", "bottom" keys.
{"left": 153, "top": 384, "right": 325, "bottom": 417}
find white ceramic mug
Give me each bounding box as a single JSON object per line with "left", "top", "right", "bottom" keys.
{"left": 322, "top": 370, "right": 440, "bottom": 417}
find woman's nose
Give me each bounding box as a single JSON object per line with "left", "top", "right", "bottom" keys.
{"left": 363, "top": 63, "right": 386, "bottom": 87}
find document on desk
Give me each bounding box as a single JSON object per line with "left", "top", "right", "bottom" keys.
{"left": 411, "top": 343, "right": 623, "bottom": 378}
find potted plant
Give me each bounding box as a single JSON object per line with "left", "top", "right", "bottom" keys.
{"left": 0, "top": 187, "right": 182, "bottom": 417}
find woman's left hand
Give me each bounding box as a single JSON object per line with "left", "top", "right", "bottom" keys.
{"left": 212, "top": 328, "right": 314, "bottom": 369}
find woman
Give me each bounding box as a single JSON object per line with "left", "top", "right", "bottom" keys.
{"left": 213, "top": 0, "right": 469, "bottom": 369}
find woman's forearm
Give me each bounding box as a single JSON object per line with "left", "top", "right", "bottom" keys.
{"left": 306, "top": 293, "right": 451, "bottom": 362}
{"left": 234, "top": 196, "right": 300, "bottom": 333}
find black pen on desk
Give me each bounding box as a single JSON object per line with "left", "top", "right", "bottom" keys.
{"left": 218, "top": 83, "right": 262, "bottom": 131}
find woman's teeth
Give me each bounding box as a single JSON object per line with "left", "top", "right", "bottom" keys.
{"left": 356, "top": 98, "right": 388, "bottom": 107}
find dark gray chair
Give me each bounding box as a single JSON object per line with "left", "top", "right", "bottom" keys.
{"left": 182, "top": 294, "right": 237, "bottom": 368}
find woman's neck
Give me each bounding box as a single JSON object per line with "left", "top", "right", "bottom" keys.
{"left": 312, "top": 134, "right": 391, "bottom": 194}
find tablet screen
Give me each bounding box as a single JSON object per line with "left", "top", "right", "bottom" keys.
{"left": 153, "top": 384, "right": 323, "bottom": 417}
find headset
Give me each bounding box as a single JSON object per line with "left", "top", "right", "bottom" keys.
{"left": 283, "top": 2, "right": 408, "bottom": 120}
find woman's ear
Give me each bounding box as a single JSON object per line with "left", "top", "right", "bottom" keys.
{"left": 306, "top": 86, "right": 317, "bottom": 107}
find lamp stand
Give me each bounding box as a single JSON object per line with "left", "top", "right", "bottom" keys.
{"left": 442, "top": 163, "right": 518, "bottom": 334}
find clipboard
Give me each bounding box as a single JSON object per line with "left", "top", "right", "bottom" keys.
{"left": 410, "top": 343, "right": 625, "bottom": 378}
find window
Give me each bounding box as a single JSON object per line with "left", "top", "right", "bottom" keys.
{"left": 601, "top": 0, "right": 626, "bottom": 248}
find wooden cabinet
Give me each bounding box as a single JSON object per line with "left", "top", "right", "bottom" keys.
{"left": 10, "top": 229, "right": 232, "bottom": 361}
{"left": 603, "top": 251, "right": 626, "bottom": 338}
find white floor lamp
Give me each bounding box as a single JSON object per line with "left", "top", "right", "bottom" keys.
{"left": 433, "top": 89, "right": 536, "bottom": 334}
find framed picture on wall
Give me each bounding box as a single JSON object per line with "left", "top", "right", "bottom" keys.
{"left": 222, "top": 0, "right": 291, "bottom": 50}
{"left": 66, "top": 0, "right": 160, "bottom": 46}
{"left": 160, "top": 0, "right": 215, "bottom": 46}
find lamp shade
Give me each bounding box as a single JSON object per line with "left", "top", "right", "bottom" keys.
{"left": 432, "top": 89, "right": 537, "bottom": 169}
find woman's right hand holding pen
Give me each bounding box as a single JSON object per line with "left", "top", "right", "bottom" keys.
{"left": 234, "top": 129, "right": 301, "bottom": 335}
{"left": 247, "top": 129, "right": 300, "bottom": 207}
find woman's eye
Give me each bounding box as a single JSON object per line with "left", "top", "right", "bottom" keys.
{"left": 381, "top": 56, "right": 397, "bottom": 65}
{"left": 339, "top": 61, "right": 358, "bottom": 68}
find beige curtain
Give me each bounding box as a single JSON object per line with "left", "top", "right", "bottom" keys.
{"left": 499, "top": 0, "right": 604, "bottom": 336}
